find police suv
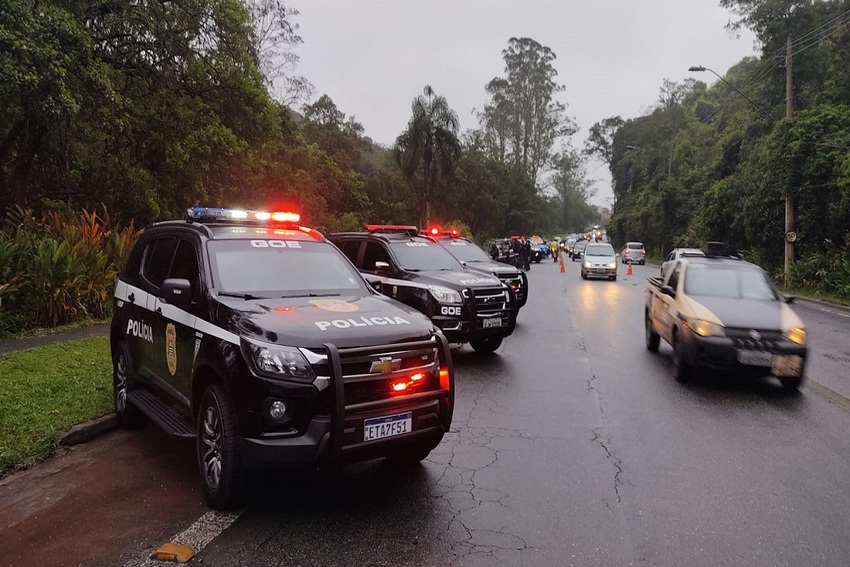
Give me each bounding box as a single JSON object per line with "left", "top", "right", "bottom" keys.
{"left": 110, "top": 208, "right": 454, "bottom": 509}
{"left": 329, "top": 225, "right": 517, "bottom": 354}
{"left": 424, "top": 227, "right": 528, "bottom": 312}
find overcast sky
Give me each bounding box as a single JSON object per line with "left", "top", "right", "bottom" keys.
{"left": 286, "top": 0, "right": 757, "bottom": 208}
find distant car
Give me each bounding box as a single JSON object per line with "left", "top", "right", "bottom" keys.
{"left": 661, "top": 248, "right": 704, "bottom": 279}
{"left": 571, "top": 239, "right": 588, "bottom": 261}
{"left": 581, "top": 243, "right": 618, "bottom": 281}
{"left": 622, "top": 242, "right": 646, "bottom": 265}
{"left": 528, "top": 235, "right": 549, "bottom": 262}
{"left": 565, "top": 238, "right": 577, "bottom": 257}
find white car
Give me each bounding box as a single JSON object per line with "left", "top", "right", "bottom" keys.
{"left": 581, "top": 242, "right": 618, "bottom": 281}
{"left": 660, "top": 248, "right": 704, "bottom": 279}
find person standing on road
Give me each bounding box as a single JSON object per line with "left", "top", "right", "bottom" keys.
{"left": 520, "top": 236, "right": 531, "bottom": 271}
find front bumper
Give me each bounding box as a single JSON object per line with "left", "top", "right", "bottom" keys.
{"left": 680, "top": 329, "right": 807, "bottom": 378}
{"left": 238, "top": 335, "right": 454, "bottom": 469}
{"left": 581, "top": 265, "right": 617, "bottom": 279}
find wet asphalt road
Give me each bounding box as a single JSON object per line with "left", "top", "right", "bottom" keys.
{"left": 3, "top": 259, "right": 850, "bottom": 566}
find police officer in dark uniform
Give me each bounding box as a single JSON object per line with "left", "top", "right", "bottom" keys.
{"left": 520, "top": 236, "right": 531, "bottom": 271}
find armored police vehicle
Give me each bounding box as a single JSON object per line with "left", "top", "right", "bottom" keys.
{"left": 424, "top": 227, "right": 528, "bottom": 312}
{"left": 111, "top": 208, "right": 454, "bottom": 509}
{"left": 329, "top": 225, "right": 517, "bottom": 354}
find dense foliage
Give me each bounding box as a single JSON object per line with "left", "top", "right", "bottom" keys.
{"left": 594, "top": 0, "right": 850, "bottom": 296}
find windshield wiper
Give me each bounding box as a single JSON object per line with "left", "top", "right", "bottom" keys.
{"left": 218, "top": 291, "right": 268, "bottom": 300}
{"left": 280, "top": 292, "right": 341, "bottom": 298}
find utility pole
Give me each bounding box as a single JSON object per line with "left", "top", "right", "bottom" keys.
{"left": 784, "top": 34, "right": 794, "bottom": 287}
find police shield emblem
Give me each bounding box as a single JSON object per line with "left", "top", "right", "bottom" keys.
{"left": 166, "top": 323, "right": 177, "bottom": 376}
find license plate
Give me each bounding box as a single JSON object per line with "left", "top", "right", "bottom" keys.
{"left": 363, "top": 412, "right": 412, "bottom": 442}
{"left": 594, "top": 269, "right": 607, "bottom": 274}
{"left": 772, "top": 354, "right": 804, "bottom": 377}
{"left": 483, "top": 317, "right": 502, "bottom": 329}
{"left": 737, "top": 350, "right": 772, "bottom": 367}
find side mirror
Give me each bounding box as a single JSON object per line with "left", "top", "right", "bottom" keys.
{"left": 159, "top": 278, "right": 192, "bottom": 307}
{"left": 374, "top": 260, "right": 392, "bottom": 276}
{"left": 661, "top": 284, "right": 676, "bottom": 298}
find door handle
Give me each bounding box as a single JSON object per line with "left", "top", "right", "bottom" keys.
{"left": 128, "top": 293, "right": 135, "bottom": 303}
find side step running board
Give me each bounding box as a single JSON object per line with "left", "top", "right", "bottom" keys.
{"left": 128, "top": 389, "right": 195, "bottom": 439}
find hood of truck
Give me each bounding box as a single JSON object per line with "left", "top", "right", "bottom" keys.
{"left": 462, "top": 260, "right": 521, "bottom": 278}
{"left": 216, "top": 294, "right": 435, "bottom": 349}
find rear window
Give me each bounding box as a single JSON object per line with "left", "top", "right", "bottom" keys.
{"left": 627, "top": 243, "right": 644, "bottom": 249}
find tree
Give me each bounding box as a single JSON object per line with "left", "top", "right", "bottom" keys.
{"left": 584, "top": 116, "right": 625, "bottom": 167}
{"left": 393, "top": 85, "right": 461, "bottom": 227}
{"left": 480, "top": 37, "right": 576, "bottom": 183}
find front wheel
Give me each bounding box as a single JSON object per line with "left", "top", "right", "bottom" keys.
{"left": 113, "top": 342, "right": 143, "bottom": 428}
{"left": 672, "top": 333, "right": 692, "bottom": 382}
{"left": 469, "top": 335, "right": 503, "bottom": 354}
{"left": 197, "top": 384, "right": 244, "bottom": 510}
{"left": 645, "top": 313, "right": 660, "bottom": 352}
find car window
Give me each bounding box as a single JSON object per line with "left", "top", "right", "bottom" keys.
{"left": 170, "top": 239, "right": 200, "bottom": 293}
{"left": 684, "top": 266, "right": 778, "bottom": 300}
{"left": 208, "top": 240, "right": 366, "bottom": 294}
{"left": 666, "top": 251, "right": 675, "bottom": 262}
{"left": 585, "top": 244, "right": 615, "bottom": 256}
{"left": 142, "top": 236, "right": 176, "bottom": 288}
{"left": 336, "top": 240, "right": 361, "bottom": 265}
{"left": 389, "top": 241, "right": 463, "bottom": 271}
{"left": 628, "top": 243, "right": 644, "bottom": 249}
{"left": 668, "top": 264, "right": 681, "bottom": 290}
{"left": 441, "top": 240, "right": 491, "bottom": 262}
{"left": 362, "top": 242, "right": 392, "bottom": 272}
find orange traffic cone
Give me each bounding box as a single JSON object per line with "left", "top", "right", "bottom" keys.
{"left": 559, "top": 251, "right": 565, "bottom": 273}
{"left": 626, "top": 260, "right": 633, "bottom": 276}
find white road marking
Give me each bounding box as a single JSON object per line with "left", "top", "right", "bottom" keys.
{"left": 130, "top": 509, "right": 244, "bottom": 566}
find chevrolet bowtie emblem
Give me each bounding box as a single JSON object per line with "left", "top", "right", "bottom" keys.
{"left": 371, "top": 356, "right": 402, "bottom": 374}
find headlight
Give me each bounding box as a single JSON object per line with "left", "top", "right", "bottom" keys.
{"left": 690, "top": 319, "right": 725, "bottom": 338}
{"left": 428, "top": 285, "right": 462, "bottom": 304}
{"left": 584, "top": 260, "right": 592, "bottom": 268}
{"left": 608, "top": 262, "right": 617, "bottom": 269}
{"left": 784, "top": 327, "right": 806, "bottom": 345}
{"left": 242, "top": 338, "right": 315, "bottom": 382}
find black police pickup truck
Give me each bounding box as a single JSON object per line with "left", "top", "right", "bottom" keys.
{"left": 424, "top": 228, "right": 528, "bottom": 311}
{"left": 329, "top": 226, "right": 517, "bottom": 354}
{"left": 111, "top": 208, "right": 454, "bottom": 509}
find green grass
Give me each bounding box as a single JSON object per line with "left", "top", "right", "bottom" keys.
{"left": 0, "top": 336, "right": 113, "bottom": 476}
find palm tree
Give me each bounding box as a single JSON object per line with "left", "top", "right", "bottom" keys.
{"left": 394, "top": 85, "right": 461, "bottom": 227}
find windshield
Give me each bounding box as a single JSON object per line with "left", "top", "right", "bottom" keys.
{"left": 585, "top": 244, "right": 615, "bottom": 256}
{"left": 390, "top": 241, "right": 464, "bottom": 271}
{"left": 208, "top": 239, "right": 366, "bottom": 295}
{"left": 574, "top": 241, "right": 587, "bottom": 251}
{"left": 440, "top": 240, "right": 491, "bottom": 262}
{"left": 684, "top": 266, "right": 779, "bottom": 300}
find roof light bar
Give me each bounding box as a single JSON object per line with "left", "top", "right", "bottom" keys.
{"left": 187, "top": 207, "right": 302, "bottom": 225}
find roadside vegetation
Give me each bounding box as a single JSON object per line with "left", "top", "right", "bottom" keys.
{"left": 0, "top": 336, "right": 112, "bottom": 476}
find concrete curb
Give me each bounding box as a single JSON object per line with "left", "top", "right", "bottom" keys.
{"left": 60, "top": 413, "right": 120, "bottom": 447}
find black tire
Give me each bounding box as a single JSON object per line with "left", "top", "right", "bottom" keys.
{"left": 197, "top": 384, "right": 244, "bottom": 510}
{"left": 610, "top": 275, "right": 617, "bottom": 281}
{"left": 385, "top": 442, "right": 434, "bottom": 466}
{"left": 672, "top": 332, "right": 692, "bottom": 383}
{"left": 113, "top": 341, "right": 143, "bottom": 428}
{"left": 645, "top": 313, "right": 660, "bottom": 352}
{"left": 469, "top": 335, "right": 503, "bottom": 354}
{"left": 780, "top": 376, "right": 803, "bottom": 390}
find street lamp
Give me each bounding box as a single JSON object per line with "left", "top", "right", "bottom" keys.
{"left": 689, "top": 65, "right": 792, "bottom": 286}
{"left": 688, "top": 66, "right": 775, "bottom": 123}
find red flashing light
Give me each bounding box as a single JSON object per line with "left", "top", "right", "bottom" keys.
{"left": 391, "top": 381, "right": 408, "bottom": 392}
{"left": 430, "top": 226, "right": 440, "bottom": 236}
{"left": 274, "top": 306, "right": 297, "bottom": 313}
{"left": 450, "top": 228, "right": 459, "bottom": 237}
{"left": 389, "top": 372, "right": 432, "bottom": 395}
{"left": 271, "top": 211, "right": 300, "bottom": 223}
{"left": 439, "top": 368, "right": 450, "bottom": 391}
